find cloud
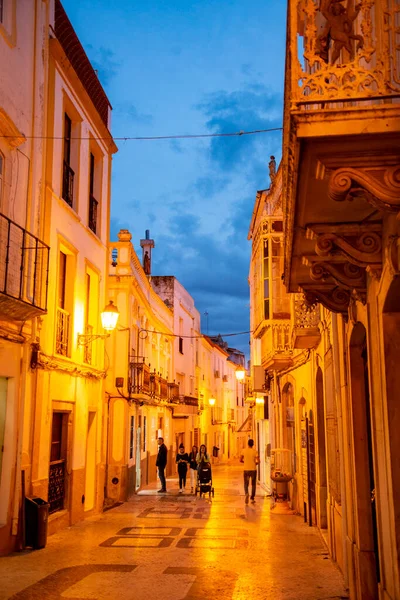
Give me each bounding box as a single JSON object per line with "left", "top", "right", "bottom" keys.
{"left": 85, "top": 45, "right": 120, "bottom": 88}
{"left": 126, "top": 104, "right": 153, "bottom": 125}
{"left": 196, "top": 85, "right": 283, "bottom": 172}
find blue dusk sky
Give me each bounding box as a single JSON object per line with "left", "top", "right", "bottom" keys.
{"left": 62, "top": 0, "right": 287, "bottom": 356}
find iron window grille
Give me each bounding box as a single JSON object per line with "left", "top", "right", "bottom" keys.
{"left": 88, "top": 194, "right": 98, "bottom": 234}
{"left": 56, "top": 307, "right": 70, "bottom": 356}
{"left": 62, "top": 160, "right": 74, "bottom": 207}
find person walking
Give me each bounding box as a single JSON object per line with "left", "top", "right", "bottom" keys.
{"left": 176, "top": 443, "right": 190, "bottom": 493}
{"left": 156, "top": 437, "right": 168, "bottom": 493}
{"left": 196, "top": 444, "right": 210, "bottom": 466}
{"left": 188, "top": 445, "right": 198, "bottom": 493}
{"left": 240, "top": 438, "right": 260, "bottom": 504}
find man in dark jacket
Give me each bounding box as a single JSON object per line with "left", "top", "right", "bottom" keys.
{"left": 156, "top": 437, "right": 168, "bottom": 492}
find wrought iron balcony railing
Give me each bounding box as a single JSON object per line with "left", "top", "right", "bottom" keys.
{"left": 168, "top": 382, "right": 180, "bottom": 404}
{"left": 129, "top": 359, "right": 150, "bottom": 396}
{"left": 292, "top": 293, "right": 321, "bottom": 349}
{"left": 62, "top": 160, "right": 74, "bottom": 207}
{"left": 0, "top": 213, "right": 49, "bottom": 320}
{"left": 56, "top": 307, "right": 70, "bottom": 356}
{"left": 88, "top": 194, "right": 98, "bottom": 234}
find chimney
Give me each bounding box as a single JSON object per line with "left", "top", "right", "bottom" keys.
{"left": 140, "top": 230, "right": 155, "bottom": 276}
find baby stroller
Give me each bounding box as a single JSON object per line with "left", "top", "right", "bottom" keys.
{"left": 195, "top": 461, "right": 214, "bottom": 498}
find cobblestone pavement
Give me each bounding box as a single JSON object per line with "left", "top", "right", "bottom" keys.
{"left": 0, "top": 465, "right": 348, "bottom": 600}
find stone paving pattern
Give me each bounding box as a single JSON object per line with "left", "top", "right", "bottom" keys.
{"left": 0, "top": 466, "right": 348, "bottom": 599}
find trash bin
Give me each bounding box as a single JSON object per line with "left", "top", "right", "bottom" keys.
{"left": 25, "top": 497, "right": 49, "bottom": 549}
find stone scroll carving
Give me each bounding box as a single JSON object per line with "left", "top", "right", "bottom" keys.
{"left": 328, "top": 166, "right": 400, "bottom": 213}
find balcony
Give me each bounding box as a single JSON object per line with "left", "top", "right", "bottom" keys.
{"left": 62, "top": 160, "right": 74, "bottom": 207}
{"left": 260, "top": 320, "right": 293, "bottom": 372}
{"left": 149, "top": 372, "right": 168, "bottom": 401}
{"left": 282, "top": 1, "right": 400, "bottom": 313}
{"left": 287, "top": 1, "right": 400, "bottom": 113}
{"left": 167, "top": 382, "right": 180, "bottom": 403}
{"left": 129, "top": 359, "right": 150, "bottom": 397}
{"left": 88, "top": 194, "right": 98, "bottom": 234}
{"left": 0, "top": 213, "right": 49, "bottom": 321}
{"left": 292, "top": 293, "right": 321, "bottom": 350}
{"left": 172, "top": 394, "right": 198, "bottom": 417}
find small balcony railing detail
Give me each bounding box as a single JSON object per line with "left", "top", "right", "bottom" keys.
{"left": 56, "top": 307, "right": 70, "bottom": 356}
{"left": 62, "top": 160, "right": 74, "bottom": 207}
{"left": 0, "top": 212, "right": 49, "bottom": 318}
{"left": 88, "top": 194, "right": 98, "bottom": 234}
{"left": 48, "top": 459, "right": 66, "bottom": 514}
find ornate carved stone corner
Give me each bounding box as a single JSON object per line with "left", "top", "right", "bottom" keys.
{"left": 328, "top": 166, "right": 400, "bottom": 213}
{"left": 300, "top": 221, "right": 383, "bottom": 313}
{"left": 306, "top": 222, "right": 382, "bottom": 269}
{"left": 303, "top": 287, "right": 351, "bottom": 314}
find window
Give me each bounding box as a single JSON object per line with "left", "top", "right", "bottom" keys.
{"left": 62, "top": 113, "right": 74, "bottom": 207}
{"left": 56, "top": 249, "right": 75, "bottom": 356}
{"left": 179, "top": 337, "right": 183, "bottom": 354}
{"left": 129, "top": 416, "right": 135, "bottom": 459}
{"left": 263, "top": 239, "right": 269, "bottom": 320}
{"left": 271, "top": 238, "right": 291, "bottom": 319}
{"left": 0, "top": 1, "right": 3, "bottom": 23}
{"left": 88, "top": 152, "right": 98, "bottom": 234}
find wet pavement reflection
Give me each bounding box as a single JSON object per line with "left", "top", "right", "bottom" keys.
{"left": 0, "top": 465, "right": 348, "bottom": 600}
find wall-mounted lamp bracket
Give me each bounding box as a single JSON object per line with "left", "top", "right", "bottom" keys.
{"left": 77, "top": 332, "right": 110, "bottom": 347}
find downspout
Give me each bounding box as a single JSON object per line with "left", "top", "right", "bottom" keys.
{"left": 332, "top": 312, "right": 349, "bottom": 587}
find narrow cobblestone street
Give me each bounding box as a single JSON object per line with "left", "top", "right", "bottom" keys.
{"left": 0, "top": 465, "right": 347, "bottom": 600}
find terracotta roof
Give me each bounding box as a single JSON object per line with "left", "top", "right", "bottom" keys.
{"left": 54, "top": 0, "right": 111, "bottom": 128}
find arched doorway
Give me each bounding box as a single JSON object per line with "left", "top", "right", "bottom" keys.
{"left": 316, "top": 367, "right": 327, "bottom": 529}
{"left": 349, "top": 322, "right": 379, "bottom": 598}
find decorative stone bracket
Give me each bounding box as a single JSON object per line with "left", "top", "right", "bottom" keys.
{"left": 328, "top": 166, "right": 400, "bottom": 214}
{"left": 300, "top": 221, "right": 383, "bottom": 312}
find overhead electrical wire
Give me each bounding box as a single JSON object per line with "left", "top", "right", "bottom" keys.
{"left": 0, "top": 126, "right": 282, "bottom": 143}
{"left": 138, "top": 328, "right": 251, "bottom": 339}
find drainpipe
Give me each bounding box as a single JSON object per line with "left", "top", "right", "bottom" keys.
{"left": 332, "top": 312, "right": 349, "bottom": 588}
{"left": 13, "top": 319, "right": 35, "bottom": 545}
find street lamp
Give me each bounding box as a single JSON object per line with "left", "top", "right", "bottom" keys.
{"left": 78, "top": 300, "right": 120, "bottom": 346}
{"left": 209, "top": 397, "right": 216, "bottom": 425}
{"left": 235, "top": 369, "right": 245, "bottom": 381}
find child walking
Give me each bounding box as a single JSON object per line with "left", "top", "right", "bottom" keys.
{"left": 176, "top": 443, "right": 190, "bottom": 493}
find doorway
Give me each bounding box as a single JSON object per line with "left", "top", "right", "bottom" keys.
{"left": 49, "top": 412, "right": 68, "bottom": 514}
{"left": 349, "top": 322, "right": 379, "bottom": 597}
